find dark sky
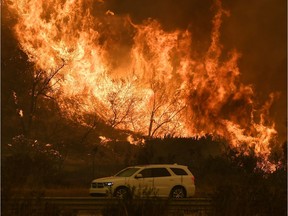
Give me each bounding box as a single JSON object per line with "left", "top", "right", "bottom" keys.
{"left": 104, "top": 0, "right": 287, "bottom": 142}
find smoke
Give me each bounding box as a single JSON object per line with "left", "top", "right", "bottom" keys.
{"left": 221, "top": 0, "right": 287, "bottom": 143}
{"left": 105, "top": 0, "right": 214, "bottom": 52}
{"left": 104, "top": 0, "right": 287, "bottom": 142}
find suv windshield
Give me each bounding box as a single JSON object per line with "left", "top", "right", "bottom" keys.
{"left": 115, "top": 167, "right": 140, "bottom": 177}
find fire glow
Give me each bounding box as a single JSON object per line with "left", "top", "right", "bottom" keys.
{"left": 6, "top": 0, "right": 278, "bottom": 172}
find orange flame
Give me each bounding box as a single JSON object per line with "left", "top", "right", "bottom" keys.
{"left": 6, "top": 0, "right": 279, "bottom": 172}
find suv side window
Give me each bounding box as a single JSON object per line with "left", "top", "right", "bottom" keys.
{"left": 152, "top": 168, "right": 171, "bottom": 177}
{"left": 139, "top": 168, "right": 153, "bottom": 178}
{"left": 170, "top": 168, "right": 188, "bottom": 175}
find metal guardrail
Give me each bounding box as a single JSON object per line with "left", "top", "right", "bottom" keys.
{"left": 3, "top": 197, "right": 213, "bottom": 216}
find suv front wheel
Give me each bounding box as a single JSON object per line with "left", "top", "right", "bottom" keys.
{"left": 114, "top": 187, "right": 130, "bottom": 199}
{"left": 170, "top": 186, "right": 186, "bottom": 198}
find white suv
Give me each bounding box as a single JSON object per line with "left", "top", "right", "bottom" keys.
{"left": 89, "top": 164, "right": 195, "bottom": 198}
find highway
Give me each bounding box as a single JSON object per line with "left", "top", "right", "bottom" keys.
{"left": 4, "top": 197, "right": 213, "bottom": 216}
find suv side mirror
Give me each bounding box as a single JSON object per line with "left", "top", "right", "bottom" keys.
{"left": 135, "top": 173, "right": 143, "bottom": 179}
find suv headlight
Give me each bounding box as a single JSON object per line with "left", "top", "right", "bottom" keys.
{"left": 103, "top": 182, "right": 113, "bottom": 187}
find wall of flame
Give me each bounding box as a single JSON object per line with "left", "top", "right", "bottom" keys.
{"left": 4, "top": 0, "right": 285, "bottom": 172}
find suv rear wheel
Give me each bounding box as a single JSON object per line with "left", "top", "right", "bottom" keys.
{"left": 170, "top": 186, "right": 186, "bottom": 198}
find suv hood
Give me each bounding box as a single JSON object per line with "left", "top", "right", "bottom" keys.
{"left": 92, "top": 176, "right": 126, "bottom": 182}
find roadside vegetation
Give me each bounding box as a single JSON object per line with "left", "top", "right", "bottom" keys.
{"left": 2, "top": 136, "right": 287, "bottom": 215}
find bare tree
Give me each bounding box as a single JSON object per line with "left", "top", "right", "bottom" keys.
{"left": 14, "top": 61, "right": 65, "bottom": 137}
{"left": 96, "top": 81, "right": 141, "bottom": 129}
{"left": 147, "top": 81, "right": 186, "bottom": 138}
{"left": 64, "top": 77, "right": 186, "bottom": 138}
{"left": 94, "top": 79, "right": 186, "bottom": 137}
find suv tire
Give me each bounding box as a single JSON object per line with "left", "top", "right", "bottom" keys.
{"left": 170, "top": 186, "right": 186, "bottom": 198}
{"left": 114, "top": 187, "right": 130, "bottom": 199}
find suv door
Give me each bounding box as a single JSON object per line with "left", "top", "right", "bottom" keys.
{"left": 151, "top": 168, "right": 173, "bottom": 197}
{"left": 136, "top": 168, "right": 154, "bottom": 196}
